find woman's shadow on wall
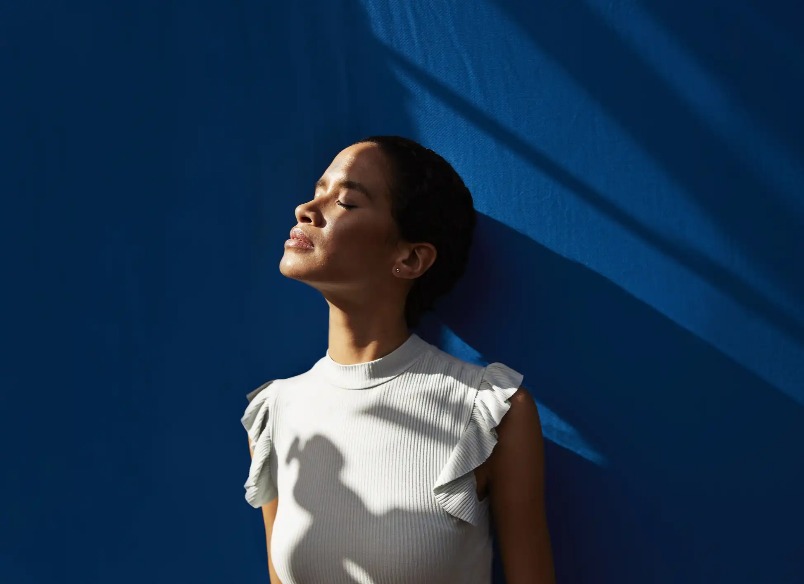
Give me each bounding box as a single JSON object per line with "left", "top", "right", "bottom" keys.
{"left": 433, "top": 214, "right": 804, "bottom": 584}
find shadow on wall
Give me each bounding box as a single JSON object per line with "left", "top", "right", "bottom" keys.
{"left": 432, "top": 214, "right": 804, "bottom": 583}
{"left": 375, "top": 14, "right": 804, "bottom": 361}
{"left": 487, "top": 0, "right": 804, "bottom": 341}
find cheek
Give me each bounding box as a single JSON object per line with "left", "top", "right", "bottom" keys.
{"left": 328, "top": 223, "right": 393, "bottom": 261}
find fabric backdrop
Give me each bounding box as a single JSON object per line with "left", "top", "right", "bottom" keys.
{"left": 3, "top": 1, "right": 803, "bottom": 582}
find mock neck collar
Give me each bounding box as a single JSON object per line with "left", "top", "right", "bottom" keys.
{"left": 313, "top": 333, "right": 430, "bottom": 390}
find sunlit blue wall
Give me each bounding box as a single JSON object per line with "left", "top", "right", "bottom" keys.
{"left": 3, "top": 1, "right": 802, "bottom": 582}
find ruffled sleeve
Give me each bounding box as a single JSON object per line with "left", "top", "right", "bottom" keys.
{"left": 241, "top": 380, "right": 278, "bottom": 507}
{"left": 432, "top": 362, "right": 524, "bottom": 525}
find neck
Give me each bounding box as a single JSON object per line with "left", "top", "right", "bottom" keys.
{"left": 325, "top": 299, "right": 411, "bottom": 365}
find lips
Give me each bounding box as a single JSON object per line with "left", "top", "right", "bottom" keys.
{"left": 289, "top": 226, "right": 314, "bottom": 247}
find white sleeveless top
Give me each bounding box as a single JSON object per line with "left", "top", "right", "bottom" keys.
{"left": 241, "top": 333, "right": 524, "bottom": 584}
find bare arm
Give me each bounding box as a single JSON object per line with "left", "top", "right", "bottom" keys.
{"left": 488, "top": 387, "right": 556, "bottom": 584}
{"left": 248, "top": 436, "right": 281, "bottom": 584}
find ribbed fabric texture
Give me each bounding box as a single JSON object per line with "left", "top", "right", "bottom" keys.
{"left": 241, "top": 333, "right": 524, "bottom": 584}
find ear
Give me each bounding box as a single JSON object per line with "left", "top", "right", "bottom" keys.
{"left": 394, "top": 242, "right": 437, "bottom": 279}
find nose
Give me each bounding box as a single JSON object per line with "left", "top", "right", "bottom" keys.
{"left": 294, "top": 198, "right": 319, "bottom": 225}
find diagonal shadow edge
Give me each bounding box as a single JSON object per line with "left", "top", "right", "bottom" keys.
{"left": 436, "top": 213, "right": 804, "bottom": 408}
{"left": 379, "top": 44, "right": 804, "bottom": 350}
{"left": 490, "top": 0, "right": 804, "bottom": 311}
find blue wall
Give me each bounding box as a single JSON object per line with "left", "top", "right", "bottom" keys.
{"left": 3, "top": 1, "right": 802, "bottom": 582}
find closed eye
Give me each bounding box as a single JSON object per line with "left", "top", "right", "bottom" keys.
{"left": 337, "top": 201, "right": 357, "bottom": 210}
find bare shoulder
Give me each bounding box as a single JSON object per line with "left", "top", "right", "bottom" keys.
{"left": 509, "top": 385, "right": 538, "bottom": 411}
{"left": 496, "top": 386, "right": 543, "bottom": 445}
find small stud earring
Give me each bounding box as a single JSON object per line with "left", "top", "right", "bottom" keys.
{"left": 395, "top": 267, "right": 400, "bottom": 273}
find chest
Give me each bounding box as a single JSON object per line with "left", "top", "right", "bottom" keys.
{"left": 270, "top": 493, "right": 483, "bottom": 584}
{"left": 266, "top": 386, "right": 494, "bottom": 583}
{"left": 274, "top": 385, "right": 472, "bottom": 497}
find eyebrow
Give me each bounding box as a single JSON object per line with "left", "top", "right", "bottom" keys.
{"left": 315, "top": 178, "right": 374, "bottom": 202}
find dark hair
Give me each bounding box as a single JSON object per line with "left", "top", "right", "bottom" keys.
{"left": 356, "top": 135, "right": 477, "bottom": 329}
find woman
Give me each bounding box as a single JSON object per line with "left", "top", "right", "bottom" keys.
{"left": 242, "top": 136, "right": 555, "bottom": 583}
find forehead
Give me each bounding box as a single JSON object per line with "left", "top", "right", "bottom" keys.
{"left": 320, "top": 142, "right": 392, "bottom": 199}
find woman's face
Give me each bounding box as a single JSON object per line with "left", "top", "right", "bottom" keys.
{"left": 279, "top": 142, "right": 404, "bottom": 294}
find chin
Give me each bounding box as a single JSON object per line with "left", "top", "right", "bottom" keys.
{"left": 279, "top": 255, "right": 315, "bottom": 281}
{"left": 278, "top": 260, "right": 302, "bottom": 279}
